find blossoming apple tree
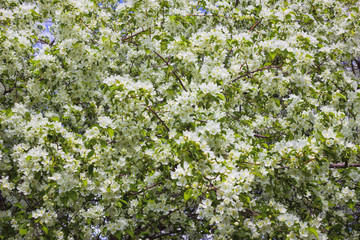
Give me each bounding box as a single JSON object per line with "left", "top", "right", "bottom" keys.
{"left": 1, "top": 0, "right": 360, "bottom": 239}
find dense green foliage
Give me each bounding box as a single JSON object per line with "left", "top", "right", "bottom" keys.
{"left": 1, "top": 0, "right": 360, "bottom": 239}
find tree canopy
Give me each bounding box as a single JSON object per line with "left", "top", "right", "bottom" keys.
{"left": 1, "top": 0, "right": 360, "bottom": 239}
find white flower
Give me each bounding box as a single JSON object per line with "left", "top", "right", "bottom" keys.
{"left": 98, "top": 116, "right": 113, "bottom": 128}
{"left": 349, "top": 170, "right": 360, "bottom": 182}
{"left": 299, "top": 228, "right": 308, "bottom": 238}
{"left": 84, "top": 127, "right": 100, "bottom": 139}
{"left": 287, "top": 231, "right": 297, "bottom": 240}
{"left": 322, "top": 129, "right": 336, "bottom": 139}
{"left": 205, "top": 120, "right": 221, "bottom": 135}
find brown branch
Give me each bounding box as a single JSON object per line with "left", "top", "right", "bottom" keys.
{"left": 146, "top": 106, "right": 170, "bottom": 132}
{"left": 123, "top": 40, "right": 139, "bottom": 46}
{"left": 235, "top": 0, "right": 239, "bottom": 7}
{"left": 249, "top": 20, "right": 262, "bottom": 32}
{"left": 36, "top": 38, "right": 56, "bottom": 47}
{"left": 185, "top": 14, "right": 234, "bottom": 19}
{"left": 246, "top": 208, "right": 259, "bottom": 216}
{"left": 148, "top": 230, "right": 182, "bottom": 240}
{"left": 277, "top": 163, "right": 360, "bottom": 169}
{"left": 77, "top": 17, "right": 95, "bottom": 33}
{"left": 126, "top": 183, "right": 160, "bottom": 196}
{"left": 194, "top": 118, "right": 207, "bottom": 123}
{"left": 135, "top": 208, "right": 181, "bottom": 237}
{"left": 231, "top": 64, "right": 283, "bottom": 83}
{"left": 203, "top": 176, "right": 218, "bottom": 191}
{"left": 122, "top": 29, "right": 150, "bottom": 41}
{"left": 171, "top": 70, "right": 187, "bottom": 91}
{"left": 254, "top": 134, "right": 267, "bottom": 138}
{"left": 77, "top": 18, "right": 96, "bottom": 44}
{"left": 57, "top": 220, "right": 75, "bottom": 239}
{"left": 122, "top": 39, "right": 187, "bottom": 92}
{"left": 330, "top": 163, "right": 360, "bottom": 168}
{"left": 153, "top": 51, "right": 187, "bottom": 91}
{"left": 3, "top": 86, "right": 14, "bottom": 95}
{"left": 153, "top": 51, "right": 168, "bottom": 65}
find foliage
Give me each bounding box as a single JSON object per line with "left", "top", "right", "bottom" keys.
{"left": 1, "top": 0, "right": 360, "bottom": 239}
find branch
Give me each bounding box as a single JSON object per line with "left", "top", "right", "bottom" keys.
{"left": 231, "top": 64, "right": 283, "bottom": 83}
{"left": 123, "top": 40, "right": 139, "bottom": 46}
{"left": 135, "top": 208, "right": 181, "bottom": 237}
{"left": 153, "top": 51, "right": 187, "bottom": 91}
{"left": 185, "top": 14, "right": 234, "bottom": 19}
{"left": 171, "top": 70, "right": 188, "bottom": 91}
{"left": 277, "top": 163, "right": 360, "bottom": 169}
{"left": 126, "top": 183, "right": 159, "bottom": 196}
{"left": 254, "top": 134, "right": 267, "bottom": 138}
{"left": 330, "top": 163, "right": 360, "bottom": 168}
{"left": 77, "top": 18, "right": 96, "bottom": 44}
{"left": 57, "top": 219, "right": 75, "bottom": 239}
{"left": 194, "top": 118, "right": 207, "bottom": 123}
{"left": 249, "top": 20, "right": 262, "bottom": 32}
{"left": 235, "top": 0, "right": 239, "bottom": 7}
{"left": 3, "top": 87, "right": 14, "bottom": 95}
{"left": 122, "top": 29, "right": 150, "bottom": 41}
{"left": 146, "top": 106, "right": 170, "bottom": 132}
{"left": 148, "top": 230, "right": 182, "bottom": 240}
{"left": 153, "top": 51, "right": 168, "bottom": 64}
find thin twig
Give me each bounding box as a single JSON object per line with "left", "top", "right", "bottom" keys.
{"left": 194, "top": 118, "right": 207, "bottom": 123}
{"left": 254, "top": 134, "right": 267, "bottom": 138}
{"left": 249, "top": 20, "right": 262, "bottom": 32}
{"left": 146, "top": 106, "right": 170, "bottom": 132}
{"left": 122, "top": 29, "right": 150, "bottom": 41}
{"left": 77, "top": 18, "right": 96, "bottom": 44}
{"left": 231, "top": 64, "right": 283, "bottom": 83}
{"left": 185, "top": 14, "right": 234, "bottom": 19}
{"left": 153, "top": 51, "right": 187, "bottom": 91}
{"left": 126, "top": 183, "right": 160, "bottom": 196}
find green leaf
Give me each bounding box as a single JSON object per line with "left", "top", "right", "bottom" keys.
{"left": 83, "top": 180, "right": 88, "bottom": 187}
{"left": 169, "top": 15, "right": 177, "bottom": 23}
{"left": 42, "top": 225, "right": 49, "bottom": 234}
{"left": 335, "top": 92, "right": 346, "bottom": 100}
{"left": 348, "top": 200, "right": 355, "bottom": 210}
{"left": 268, "top": 51, "right": 277, "bottom": 60}
{"left": 14, "top": 202, "right": 23, "bottom": 209}
{"left": 308, "top": 227, "right": 318, "bottom": 239}
{"left": 217, "top": 93, "right": 225, "bottom": 101}
{"left": 68, "top": 190, "right": 78, "bottom": 202}
{"left": 60, "top": 195, "right": 68, "bottom": 205}
{"left": 115, "top": 231, "right": 123, "bottom": 239}
{"left": 184, "top": 188, "right": 192, "bottom": 202}
{"left": 126, "top": 230, "right": 135, "bottom": 238}
{"left": 25, "top": 112, "right": 31, "bottom": 120}
{"left": 107, "top": 128, "right": 114, "bottom": 138}
{"left": 336, "top": 132, "right": 344, "bottom": 138}
{"left": 19, "top": 229, "right": 28, "bottom": 236}
{"left": 87, "top": 150, "right": 95, "bottom": 159}
{"left": 102, "top": 36, "right": 109, "bottom": 42}
{"left": 100, "top": 139, "right": 107, "bottom": 148}
{"left": 88, "top": 164, "right": 94, "bottom": 175}
{"left": 305, "top": 54, "right": 314, "bottom": 59}
{"left": 6, "top": 109, "right": 13, "bottom": 117}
